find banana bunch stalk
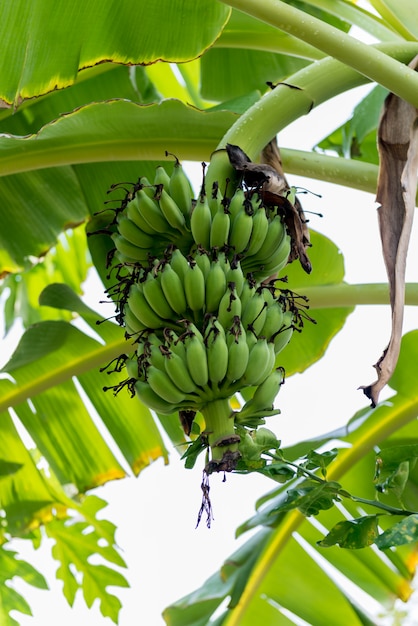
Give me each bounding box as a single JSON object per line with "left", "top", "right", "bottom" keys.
{"left": 98, "top": 150, "right": 312, "bottom": 475}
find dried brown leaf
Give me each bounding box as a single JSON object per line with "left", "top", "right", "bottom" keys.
{"left": 225, "top": 141, "right": 312, "bottom": 273}
{"left": 261, "top": 139, "right": 311, "bottom": 272}
{"left": 362, "top": 55, "right": 418, "bottom": 407}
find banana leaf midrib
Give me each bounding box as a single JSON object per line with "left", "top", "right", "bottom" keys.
{"left": 0, "top": 334, "right": 126, "bottom": 414}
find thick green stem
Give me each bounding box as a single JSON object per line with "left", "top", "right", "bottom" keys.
{"left": 281, "top": 148, "right": 379, "bottom": 194}
{"left": 215, "top": 0, "right": 400, "bottom": 51}
{"left": 205, "top": 42, "right": 418, "bottom": 189}
{"left": 221, "top": 0, "right": 418, "bottom": 107}
{"left": 201, "top": 398, "right": 239, "bottom": 467}
{"left": 300, "top": 283, "right": 418, "bottom": 309}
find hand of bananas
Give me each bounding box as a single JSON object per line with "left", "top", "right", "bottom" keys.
{"left": 98, "top": 148, "right": 312, "bottom": 476}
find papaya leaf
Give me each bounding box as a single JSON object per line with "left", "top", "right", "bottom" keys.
{"left": 46, "top": 495, "right": 128, "bottom": 624}
{"left": 0, "top": 546, "right": 48, "bottom": 626}
{"left": 318, "top": 515, "right": 379, "bottom": 549}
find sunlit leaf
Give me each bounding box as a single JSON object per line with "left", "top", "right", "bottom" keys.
{"left": 0, "top": 226, "right": 91, "bottom": 329}
{"left": 0, "top": 547, "right": 48, "bottom": 626}
{"left": 375, "top": 514, "right": 418, "bottom": 549}
{"left": 46, "top": 495, "right": 129, "bottom": 623}
{"left": 318, "top": 515, "right": 380, "bottom": 548}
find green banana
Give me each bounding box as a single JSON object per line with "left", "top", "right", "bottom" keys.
{"left": 273, "top": 311, "right": 294, "bottom": 354}
{"left": 143, "top": 335, "right": 167, "bottom": 371}
{"left": 167, "top": 156, "right": 194, "bottom": 218}
{"left": 225, "top": 259, "right": 245, "bottom": 297}
{"left": 253, "top": 214, "right": 287, "bottom": 263}
{"left": 184, "top": 326, "right": 209, "bottom": 388}
{"left": 241, "top": 292, "right": 268, "bottom": 337}
{"left": 112, "top": 233, "right": 150, "bottom": 264}
{"left": 246, "top": 206, "right": 270, "bottom": 256}
{"left": 259, "top": 302, "right": 284, "bottom": 342}
{"left": 157, "top": 187, "right": 187, "bottom": 232}
{"left": 207, "top": 180, "right": 223, "bottom": 217}
{"left": 154, "top": 165, "right": 171, "bottom": 188}
{"left": 135, "top": 380, "right": 179, "bottom": 414}
{"left": 225, "top": 321, "right": 249, "bottom": 384}
{"left": 167, "top": 332, "right": 188, "bottom": 364}
{"left": 169, "top": 248, "right": 190, "bottom": 281}
{"left": 145, "top": 365, "right": 188, "bottom": 405}
{"left": 139, "top": 177, "right": 157, "bottom": 198}
{"left": 190, "top": 194, "right": 212, "bottom": 249}
{"left": 229, "top": 209, "right": 253, "bottom": 254}
{"left": 257, "top": 235, "right": 291, "bottom": 276}
{"left": 126, "top": 198, "right": 160, "bottom": 236}
{"left": 205, "top": 260, "right": 228, "bottom": 313}
{"left": 205, "top": 320, "right": 229, "bottom": 386}
{"left": 125, "top": 356, "right": 139, "bottom": 380}
{"left": 194, "top": 248, "right": 211, "bottom": 279}
{"left": 210, "top": 205, "right": 230, "bottom": 249}
{"left": 136, "top": 189, "right": 170, "bottom": 234}
{"left": 117, "top": 215, "right": 155, "bottom": 249}
{"left": 217, "top": 285, "right": 242, "bottom": 329}
{"left": 142, "top": 272, "right": 175, "bottom": 320}
{"left": 238, "top": 368, "right": 284, "bottom": 421}
{"left": 164, "top": 350, "right": 198, "bottom": 395}
{"left": 123, "top": 302, "right": 148, "bottom": 336}
{"left": 243, "top": 339, "right": 274, "bottom": 386}
{"left": 239, "top": 280, "right": 257, "bottom": 310}
{"left": 249, "top": 367, "right": 284, "bottom": 411}
{"left": 228, "top": 187, "right": 246, "bottom": 222}
{"left": 127, "top": 283, "right": 166, "bottom": 329}
{"left": 160, "top": 264, "right": 187, "bottom": 316}
{"left": 184, "top": 261, "right": 205, "bottom": 312}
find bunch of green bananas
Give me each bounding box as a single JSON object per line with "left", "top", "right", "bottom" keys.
{"left": 110, "top": 156, "right": 291, "bottom": 282}
{"left": 125, "top": 315, "right": 290, "bottom": 414}
{"left": 102, "top": 153, "right": 307, "bottom": 475}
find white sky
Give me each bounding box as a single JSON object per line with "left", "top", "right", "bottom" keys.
{"left": 5, "top": 83, "right": 418, "bottom": 626}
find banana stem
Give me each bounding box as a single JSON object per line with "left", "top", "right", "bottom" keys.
{"left": 205, "top": 41, "right": 418, "bottom": 190}
{"left": 221, "top": 0, "right": 418, "bottom": 106}
{"left": 201, "top": 398, "right": 240, "bottom": 471}
{"left": 299, "top": 283, "right": 418, "bottom": 309}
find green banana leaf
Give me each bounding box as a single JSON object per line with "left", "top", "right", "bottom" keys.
{"left": 163, "top": 332, "right": 418, "bottom": 625}
{"left": 315, "top": 84, "right": 388, "bottom": 163}
{"left": 0, "top": 0, "right": 230, "bottom": 106}
{"left": 1, "top": 283, "right": 168, "bottom": 485}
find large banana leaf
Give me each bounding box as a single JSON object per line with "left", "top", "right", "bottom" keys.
{"left": 0, "top": 0, "right": 230, "bottom": 106}
{"left": 164, "top": 332, "right": 418, "bottom": 625}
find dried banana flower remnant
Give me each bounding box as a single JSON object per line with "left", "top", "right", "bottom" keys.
{"left": 226, "top": 140, "right": 312, "bottom": 273}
